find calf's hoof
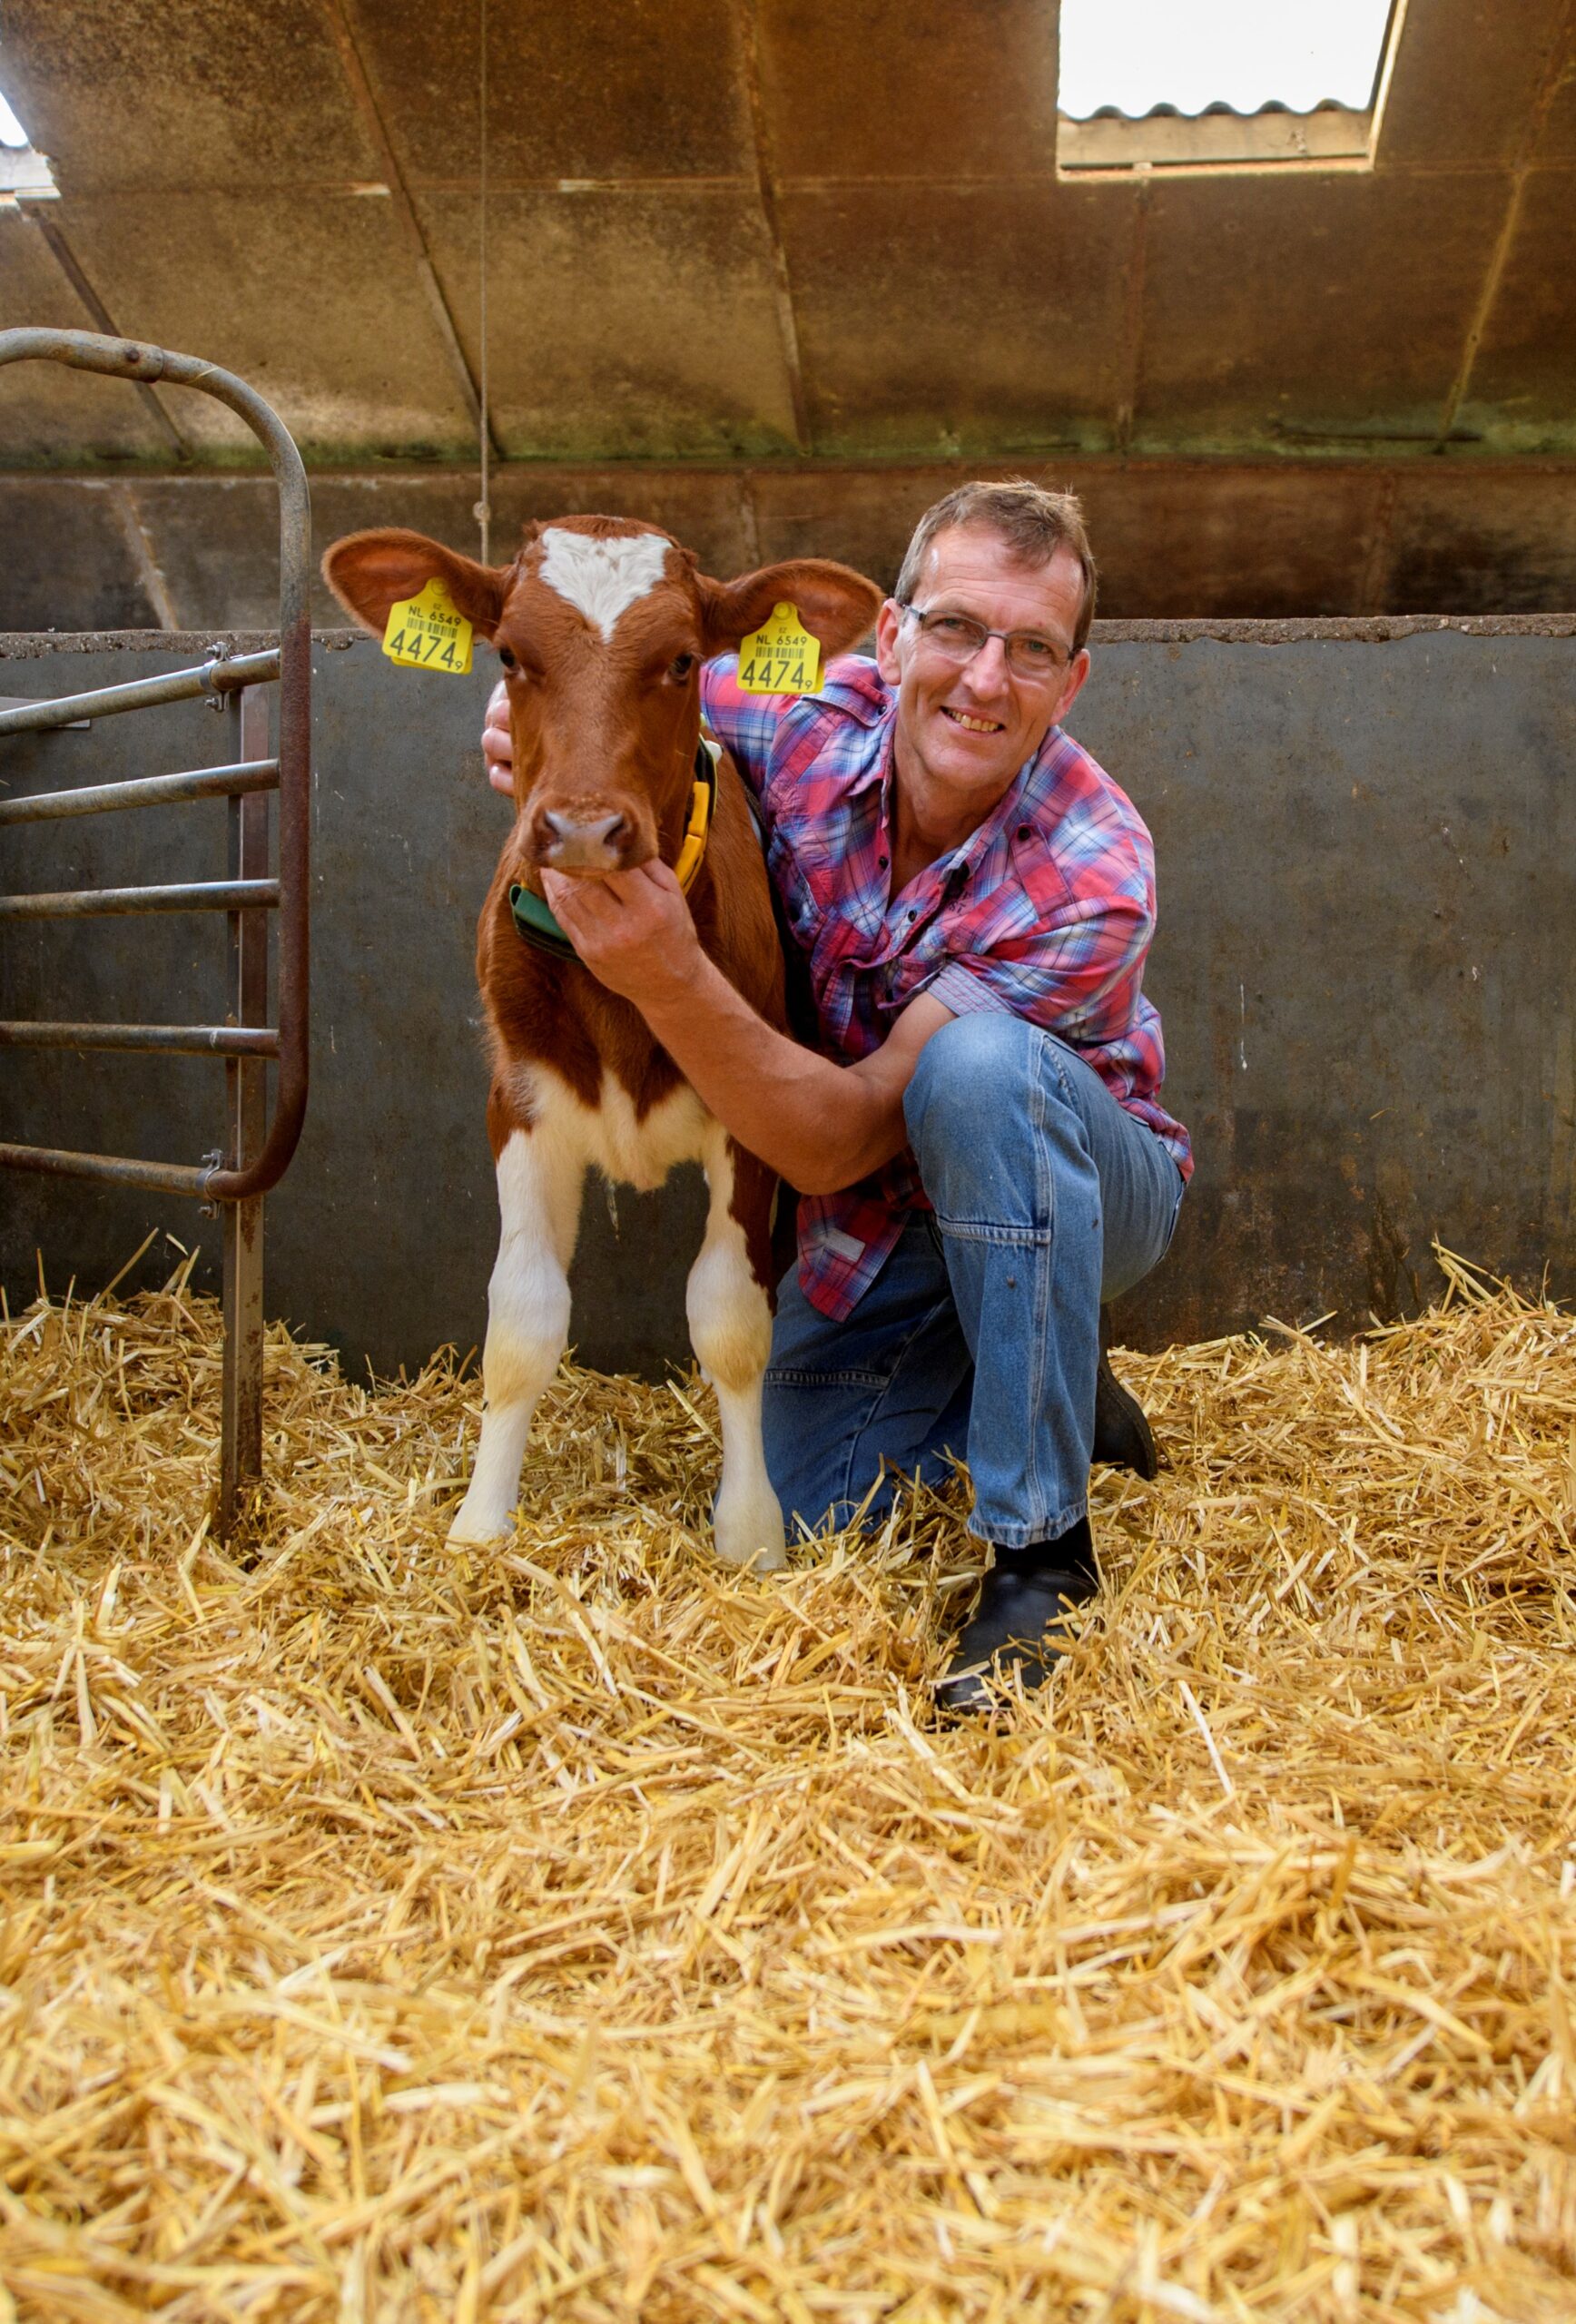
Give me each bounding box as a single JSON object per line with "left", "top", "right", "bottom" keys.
{"left": 713, "top": 1490, "right": 788, "bottom": 1573}
{"left": 444, "top": 1494, "right": 516, "bottom": 1550}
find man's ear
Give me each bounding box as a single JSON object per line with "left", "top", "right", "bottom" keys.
{"left": 697, "top": 558, "right": 883, "bottom": 661}
{"left": 320, "top": 528, "right": 511, "bottom": 642}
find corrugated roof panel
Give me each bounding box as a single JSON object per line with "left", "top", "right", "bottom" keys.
{"left": 1059, "top": 0, "right": 1395, "bottom": 121}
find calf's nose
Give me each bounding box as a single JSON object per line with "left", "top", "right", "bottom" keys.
{"left": 534, "top": 807, "right": 630, "bottom": 871}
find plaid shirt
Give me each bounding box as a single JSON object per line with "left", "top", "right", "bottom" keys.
{"left": 702, "top": 655, "right": 1191, "bottom": 1321}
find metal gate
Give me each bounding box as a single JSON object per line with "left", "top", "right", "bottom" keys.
{"left": 0, "top": 328, "right": 310, "bottom": 1536}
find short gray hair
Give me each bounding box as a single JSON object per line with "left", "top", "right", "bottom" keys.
{"left": 894, "top": 478, "right": 1098, "bottom": 652}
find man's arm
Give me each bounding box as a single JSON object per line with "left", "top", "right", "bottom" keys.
{"left": 481, "top": 675, "right": 947, "bottom": 1191}
{"left": 541, "top": 858, "right": 951, "bottom": 1196}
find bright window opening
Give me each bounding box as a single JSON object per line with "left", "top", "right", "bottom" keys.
{"left": 0, "top": 84, "right": 31, "bottom": 149}
{"left": 1059, "top": 0, "right": 1403, "bottom": 173}
{"left": 0, "top": 72, "right": 56, "bottom": 201}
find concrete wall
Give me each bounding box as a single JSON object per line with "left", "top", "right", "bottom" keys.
{"left": 3, "top": 619, "right": 1573, "bottom": 1378}
{"left": 5, "top": 458, "right": 1576, "bottom": 636}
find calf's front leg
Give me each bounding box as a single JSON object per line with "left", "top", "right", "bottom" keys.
{"left": 447, "top": 1115, "right": 582, "bottom": 1548}
{"left": 688, "top": 1131, "right": 787, "bottom": 1571}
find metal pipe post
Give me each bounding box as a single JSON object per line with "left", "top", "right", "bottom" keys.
{"left": 219, "top": 687, "right": 271, "bottom": 1537}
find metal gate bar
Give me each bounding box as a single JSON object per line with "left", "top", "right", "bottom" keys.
{"left": 0, "top": 880, "right": 281, "bottom": 918}
{"left": 0, "top": 647, "right": 282, "bottom": 738}
{"left": 0, "top": 327, "right": 311, "bottom": 1534}
{"left": 0, "top": 759, "right": 280, "bottom": 823}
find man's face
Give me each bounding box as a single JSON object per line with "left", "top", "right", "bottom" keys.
{"left": 876, "top": 524, "right": 1090, "bottom": 812}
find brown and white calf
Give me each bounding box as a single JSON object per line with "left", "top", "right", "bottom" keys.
{"left": 323, "top": 517, "right": 881, "bottom": 1568}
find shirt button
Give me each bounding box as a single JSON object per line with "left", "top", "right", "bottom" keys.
{"left": 1017, "top": 824, "right": 1031, "bottom": 842}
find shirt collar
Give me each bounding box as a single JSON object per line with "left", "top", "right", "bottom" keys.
{"left": 870, "top": 710, "right": 1076, "bottom": 878}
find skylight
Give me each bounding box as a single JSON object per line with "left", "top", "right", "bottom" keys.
{"left": 1058, "top": 0, "right": 1402, "bottom": 172}
{"left": 0, "top": 84, "right": 31, "bottom": 150}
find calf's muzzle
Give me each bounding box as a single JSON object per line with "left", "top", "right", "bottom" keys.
{"left": 533, "top": 805, "right": 635, "bottom": 873}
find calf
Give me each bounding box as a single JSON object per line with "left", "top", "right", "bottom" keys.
{"left": 323, "top": 517, "right": 881, "bottom": 1568}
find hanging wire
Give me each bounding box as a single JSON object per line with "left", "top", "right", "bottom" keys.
{"left": 475, "top": 0, "right": 491, "bottom": 562}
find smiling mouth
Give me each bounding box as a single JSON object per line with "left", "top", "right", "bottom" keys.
{"left": 941, "top": 706, "right": 1005, "bottom": 734}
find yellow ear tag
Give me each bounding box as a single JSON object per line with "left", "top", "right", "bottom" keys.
{"left": 737, "top": 601, "right": 821, "bottom": 696}
{"left": 381, "top": 576, "right": 474, "bottom": 675}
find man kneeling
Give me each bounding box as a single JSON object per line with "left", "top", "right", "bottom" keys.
{"left": 483, "top": 480, "right": 1190, "bottom": 1712}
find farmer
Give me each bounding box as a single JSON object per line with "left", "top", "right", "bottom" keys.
{"left": 483, "top": 480, "right": 1190, "bottom": 1712}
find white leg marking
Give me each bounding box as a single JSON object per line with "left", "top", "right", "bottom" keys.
{"left": 447, "top": 1125, "right": 582, "bottom": 1548}
{"left": 687, "top": 1135, "right": 786, "bottom": 1572}
{"left": 537, "top": 528, "right": 669, "bottom": 642}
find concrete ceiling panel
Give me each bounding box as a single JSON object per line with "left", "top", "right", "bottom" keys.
{"left": 755, "top": 0, "right": 1059, "bottom": 184}
{"left": 0, "top": 217, "right": 169, "bottom": 458}
{"left": 1135, "top": 172, "right": 1509, "bottom": 453}
{"left": 1374, "top": 0, "right": 1570, "bottom": 169}
{"left": 1384, "top": 464, "right": 1576, "bottom": 610}
{"left": 0, "top": 478, "right": 157, "bottom": 625}
{"left": 40, "top": 192, "right": 475, "bottom": 457}
{"left": 782, "top": 182, "right": 1134, "bottom": 458}
{"left": 1456, "top": 170, "right": 1576, "bottom": 450}
{"left": 348, "top": 0, "right": 753, "bottom": 184}
{"left": 0, "top": 0, "right": 381, "bottom": 193}
{"left": 415, "top": 190, "right": 800, "bottom": 458}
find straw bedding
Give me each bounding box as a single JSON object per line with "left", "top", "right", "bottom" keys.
{"left": 1, "top": 1249, "right": 1573, "bottom": 2322}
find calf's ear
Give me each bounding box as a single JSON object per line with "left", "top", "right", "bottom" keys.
{"left": 321, "top": 528, "right": 510, "bottom": 641}
{"left": 698, "top": 558, "right": 883, "bottom": 662}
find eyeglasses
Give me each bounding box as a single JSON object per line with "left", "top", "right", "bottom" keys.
{"left": 897, "top": 601, "right": 1074, "bottom": 682}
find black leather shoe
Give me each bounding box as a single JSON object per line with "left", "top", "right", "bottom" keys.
{"left": 934, "top": 1552, "right": 1098, "bottom": 1717}
{"left": 1092, "top": 1349, "right": 1158, "bottom": 1479}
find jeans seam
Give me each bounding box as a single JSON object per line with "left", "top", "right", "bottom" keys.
{"left": 931, "top": 1220, "right": 1051, "bottom": 1246}
{"left": 1024, "top": 1030, "right": 1051, "bottom": 1524}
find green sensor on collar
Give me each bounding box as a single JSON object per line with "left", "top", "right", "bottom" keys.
{"left": 507, "top": 882, "right": 577, "bottom": 959}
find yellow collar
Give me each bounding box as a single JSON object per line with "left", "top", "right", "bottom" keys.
{"left": 674, "top": 732, "right": 720, "bottom": 893}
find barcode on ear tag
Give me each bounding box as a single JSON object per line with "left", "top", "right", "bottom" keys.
{"left": 737, "top": 601, "right": 821, "bottom": 695}
{"left": 382, "top": 577, "right": 475, "bottom": 675}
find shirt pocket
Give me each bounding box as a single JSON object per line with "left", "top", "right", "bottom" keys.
{"left": 766, "top": 831, "right": 823, "bottom": 949}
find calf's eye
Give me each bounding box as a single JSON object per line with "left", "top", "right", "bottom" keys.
{"left": 668, "top": 654, "right": 696, "bottom": 682}
{"left": 497, "top": 645, "right": 518, "bottom": 671}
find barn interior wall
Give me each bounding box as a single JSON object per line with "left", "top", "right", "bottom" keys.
{"left": 3, "top": 622, "right": 1571, "bottom": 1378}
{"left": 3, "top": 0, "right": 1574, "bottom": 625}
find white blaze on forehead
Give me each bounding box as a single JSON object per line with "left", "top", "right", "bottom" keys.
{"left": 537, "top": 527, "right": 670, "bottom": 642}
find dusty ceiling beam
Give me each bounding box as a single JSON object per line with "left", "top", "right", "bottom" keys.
{"left": 23, "top": 208, "right": 192, "bottom": 461}
{"left": 319, "top": 0, "right": 503, "bottom": 463}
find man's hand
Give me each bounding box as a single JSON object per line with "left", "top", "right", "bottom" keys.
{"left": 541, "top": 859, "right": 706, "bottom": 1009}
{"left": 483, "top": 677, "right": 513, "bottom": 799}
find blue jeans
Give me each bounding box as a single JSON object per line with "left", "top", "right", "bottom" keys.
{"left": 763, "top": 1013, "right": 1184, "bottom": 1547}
